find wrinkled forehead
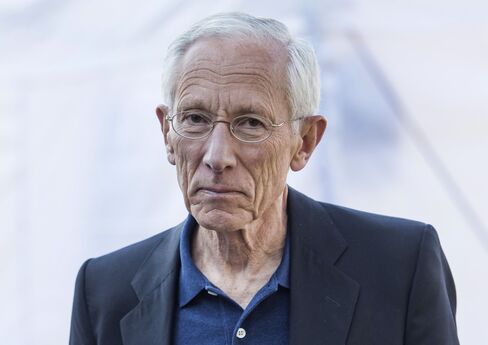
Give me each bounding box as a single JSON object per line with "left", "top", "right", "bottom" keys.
{"left": 174, "top": 36, "right": 289, "bottom": 101}
{"left": 183, "top": 36, "right": 287, "bottom": 67}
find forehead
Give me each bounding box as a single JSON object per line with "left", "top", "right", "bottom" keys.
{"left": 181, "top": 36, "right": 287, "bottom": 69}
{"left": 174, "top": 36, "right": 288, "bottom": 113}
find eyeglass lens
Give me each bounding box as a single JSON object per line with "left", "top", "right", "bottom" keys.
{"left": 172, "top": 111, "right": 271, "bottom": 142}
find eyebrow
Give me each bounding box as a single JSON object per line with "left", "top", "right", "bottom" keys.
{"left": 176, "top": 99, "right": 208, "bottom": 112}
{"left": 177, "top": 102, "right": 268, "bottom": 117}
{"left": 234, "top": 106, "right": 267, "bottom": 116}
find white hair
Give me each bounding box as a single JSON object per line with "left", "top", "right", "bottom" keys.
{"left": 161, "top": 12, "right": 320, "bottom": 124}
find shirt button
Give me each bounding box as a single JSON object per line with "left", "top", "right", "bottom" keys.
{"left": 236, "top": 328, "right": 246, "bottom": 339}
{"left": 207, "top": 289, "right": 217, "bottom": 296}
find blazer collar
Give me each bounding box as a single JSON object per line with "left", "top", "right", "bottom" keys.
{"left": 287, "top": 187, "right": 360, "bottom": 345}
{"left": 120, "top": 221, "right": 184, "bottom": 345}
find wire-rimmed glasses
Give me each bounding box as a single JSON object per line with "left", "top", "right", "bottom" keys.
{"left": 166, "top": 110, "right": 304, "bottom": 143}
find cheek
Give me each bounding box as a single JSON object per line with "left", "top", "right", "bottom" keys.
{"left": 172, "top": 138, "right": 202, "bottom": 206}
{"left": 250, "top": 136, "right": 292, "bottom": 210}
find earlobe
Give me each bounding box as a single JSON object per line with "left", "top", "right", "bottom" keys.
{"left": 155, "top": 105, "right": 176, "bottom": 166}
{"left": 290, "top": 115, "right": 327, "bottom": 172}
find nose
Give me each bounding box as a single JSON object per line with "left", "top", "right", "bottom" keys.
{"left": 202, "top": 122, "right": 237, "bottom": 173}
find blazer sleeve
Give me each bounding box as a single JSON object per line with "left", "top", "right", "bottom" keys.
{"left": 69, "top": 259, "right": 97, "bottom": 345}
{"left": 405, "top": 225, "right": 460, "bottom": 345}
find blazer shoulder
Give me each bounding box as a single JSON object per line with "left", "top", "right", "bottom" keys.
{"left": 74, "top": 224, "right": 183, "bottom": 324}
{"left": 287, "top": 186, "right": 432, "bottom": 256}
{"left": 86, "top": 224, "right": 182, "bottom": 279}
{"left": 318, "top": 202, "right": 449, "bottom": 288}
{"left": 288, "top": 186, "right": 427, "bottom": 236}
{"left": 319, "top": 202, "right": 429, "bottom": 241}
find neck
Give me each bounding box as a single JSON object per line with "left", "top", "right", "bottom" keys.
{"left": 191, "top": 188, "right": 288, "bottom": 307}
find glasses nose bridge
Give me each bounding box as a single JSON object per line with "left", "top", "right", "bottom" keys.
{"left": 209, "top": 119, "right": 236, "bottom": 138}
{"left": 212, "top": 119, "right": 232, "bottom": 128}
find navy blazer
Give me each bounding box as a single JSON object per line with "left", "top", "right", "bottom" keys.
{"left": 69, "top": 187, "right": 459, "bottom": 345}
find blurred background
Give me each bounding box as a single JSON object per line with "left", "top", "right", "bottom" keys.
{"left": 1, "top": 0, "right": 487, "bottom": 343}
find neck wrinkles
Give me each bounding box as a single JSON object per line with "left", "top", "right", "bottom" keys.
{"left": 192, "top": 189, "right": 288, "bottom": 275}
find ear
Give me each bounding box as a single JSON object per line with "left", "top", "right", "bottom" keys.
{"left": 155, "top": 104, "right": 176, "bottom": 165}
{"left": 290, "top": 115, "right": 327, "bottom": 171}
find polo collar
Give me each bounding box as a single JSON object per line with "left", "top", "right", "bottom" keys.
{"left": 178, "top": 215, "right": 206, "bottom": 307}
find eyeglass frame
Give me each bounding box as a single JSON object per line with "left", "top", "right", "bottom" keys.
{"left": 165, "top": 111, "right": 305, "bottom": 143}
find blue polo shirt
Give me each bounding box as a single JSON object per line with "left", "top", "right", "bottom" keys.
{"left": 173, "top": 215, "right": 290, "bottom": 345}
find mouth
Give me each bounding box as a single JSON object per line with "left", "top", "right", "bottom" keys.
{"left": 197, "top": 186, "right": 243, "bottom": 195}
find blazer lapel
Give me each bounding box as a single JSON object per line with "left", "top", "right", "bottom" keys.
{"left": 288, "top": 187, "right": 360, "bottom": 345}
{"left": 120, "top": 223, "right": 183, "bottom": 345}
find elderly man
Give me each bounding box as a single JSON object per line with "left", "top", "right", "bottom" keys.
{"left": 69, "top": 13, "right": 459, "bottom": 345}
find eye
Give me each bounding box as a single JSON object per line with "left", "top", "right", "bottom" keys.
{"left": 189, "top": 113, "right": 204, "bottom": 123}
{"left": 179, "top": 111, "right": 211, "bottom": 126}
{"left": 246, "top": 118, "right": 264, "bottom": 127}
{"left": 235, "top": 115, "right": 267, "bottom": 129}
{"left": 232, "top": 115, "right": 270, "bottom": 141}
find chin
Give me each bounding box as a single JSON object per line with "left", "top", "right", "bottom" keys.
{"left": 192, "top": 207, "right": 253, "bottom": 232}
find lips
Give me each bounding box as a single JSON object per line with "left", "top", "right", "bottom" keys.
{"left": 198, "top": 186, "right": 240, "bottom": 194}
{"left": 193, "top": 182, "right": 246, "bottom": 196}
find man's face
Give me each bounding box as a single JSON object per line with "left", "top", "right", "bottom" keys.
{"left": 162, "top": 37, "right": 303, "bottom": 232}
